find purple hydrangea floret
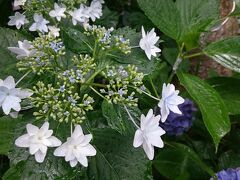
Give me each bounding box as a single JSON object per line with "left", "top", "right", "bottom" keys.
{"left": 159, "top": 99, "right": 197, "bottom": 136}
{"left": 211, "top": 168, "right": 240, "bottom": 180}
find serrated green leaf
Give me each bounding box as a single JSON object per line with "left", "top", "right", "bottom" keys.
{"left": 203, "top": 37, "right": 240, "bottom": 73}
{"left": 177, "top": 72, "right": 231, "bottom": 150}
{"left": 0, "top": 117, "right": 19, "bottom": 155}
{"left": 207, "top": 77, "right": 240, "bottom": 115}
{"left": 137, "top": 0, "right": 219, "bottom": 49}
{"left": 153, "top": 143, "right": 215, "bottom": 180}
{"left": 88, "top": 128, "right": 152, "bottom": 180}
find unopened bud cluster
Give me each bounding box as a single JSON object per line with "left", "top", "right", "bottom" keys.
{"left": 85, "top": 25, "right": 131, "bottom": 54}
{"left": 100, "top": 65, "right": 144, "bottom": 106}
{"left": 17, "top": 34, "right": 65, "bottom": 74}
{"left": 31, "top": 81, "right": 94, "bottom": 124}
{"left": 58, "top": 0, "right": 87, "bottom": 10}
{"left": 23, "top": 0, "right": 51, "bottom": 14}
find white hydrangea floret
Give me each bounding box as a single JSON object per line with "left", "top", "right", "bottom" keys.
{"left": 133, "top": 109, "right": 165, "bottom": 160}
{"left": 15, "top": 122, "right": 62, "bottom": 163}
{"left": 69, "top": 5, "right": 89, "bottom": 26}
{"left": 86, "top": 0, "right": 103, "bottom": 22}
{"left": 0, "top": 76, "right": 33, "bottom": 115}
{"left": 54, "top": 125, "right": 96, "bottom": 167}
{"left": 139, "top": 26, "right": 161, "bottom": 60}
{"left": 29, "top": 14, "right": 49, "bottom": 33}
{"left": 49, "top": 3, "right": 66, "bottom": 22}
{"left": 158, "top": 83, "right": 185, "bottom": 122}
{"left": 8, "top": 12, "right": 29, "bottom": 29}
{"left": 13, "top": 0, "right": 26, "bottom": 7}
{"left": 8, "top": 40, "right": 36, "bottom": 59}
{"left": 48, "top": 26, "right": 60, "bottom": 37}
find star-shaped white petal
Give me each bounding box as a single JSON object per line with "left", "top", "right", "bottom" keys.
{"left": 49, "top": 3, "right": 66, "bottom": 22}
{"left": 8, "top": 12, "right": 29, "bottom": 29}
{"left": 29, "top": 14, "right": 49, "bottom": 33}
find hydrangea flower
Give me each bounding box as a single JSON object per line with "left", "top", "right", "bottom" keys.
{"left": 133, "top": 109, "right": 165, "bottom": 160}
{"left": 211, "top": 168, "right": 240, "bottom": 180}
{"left": 69, "top": 5, "right": 89, "bottom": 26}
{"left": 8, "top": 12, "right": 28, "bottom": 29}
{"left": 15, "top": 122, "right": 62, "bottom": 163}
{"left": 13, "top": 0, "right": 26, "bottom": 7}
{"left": 48, "top": 26, "right": 60, "bottom": 37}
{"left": 49, "top": 3, "right": 66, "bottom": 22}
{"left": 0, "top": 76, "right": 33, "bottom": 115}
{"left": 8, "top": 40, "right": 36, "bottom": 59}
{"left": 54, "top": 125, "right": 96, "bottom": 167}
{"left": 29, "top": 14, "right": 49, "bottom": 33}
{"left": 139, "top": 26, "right": 161, "bottom": 60}
{"left": 86, "top": 0, "right": 103, "bottom": 22}
{"left": 158, "top": 83, "right": 185, "bottom": 123}
{"left": 159, "top": 99, "right": 196, "bottom": 136}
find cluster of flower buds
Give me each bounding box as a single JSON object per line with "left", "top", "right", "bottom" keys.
{"left": 100, "top": 65, "right": 144, "bottom": 106}
{"left": 16, "top": 35, "right": 65, "bottom": 74}
{"left": 58, "top": 0, "right": 87, "bottom": 10}
{"left": 85, "top": 25, "right": 131, "bottom": 54}
{"left": 31, "top": 81, "right": 94, "bottom": 124}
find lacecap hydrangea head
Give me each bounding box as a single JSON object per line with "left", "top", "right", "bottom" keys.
{"left": 159, "top": 99, "right": 197, "bottom": 136}
{"left": 211, "top": 168, "right": 240, "bottom": 180}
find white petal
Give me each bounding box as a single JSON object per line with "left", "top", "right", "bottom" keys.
{"left": 54, "top": 143, "right": 68, "bottom": 157}
{"left": 148, "top": 134, "right": 164, "bottom": 148}
{"left": 70, "top": 159, "right": 78, "bottom": 167}
{"left": 3, "top": 76, "right": 16, "bottom": 89}
{"left": 48, "top": 136, "right": 62, "bottom": 147}
{"left": 65, "top": 150, "right": 75, "bottom": 161}
{"left": 2, "top": 96, "right": 21, "bottom": 115}
{"left": 72, "top": 125, "right": 83, "bottom": 139}
{"left": 26, "top": 123, "right": 39, "bottom": 135}
{"left": 80, "top": 134, "right": 92, "bottom": 146}
{"left": 9, "top": 111, "right": 19, "bottom": 118}
{"left": 143, "top": 141, "right": 154, "bottom": 160}
{"left": 80, "top": 144, "right": 96, "bottom": 156}
{"left": 160, "top": 103, "right": 169, "bottom": 123}
{"left": 133, "top": 129, "right": 143, "bottom": 148}
{"left": 15, "top": 134, "right": 30, "bottom": 147}
{"left": 77, "top": 154, "right": 88, "bottom": 167}
{"left": 168, "top": 104, "right": 182, "bottom": 114}
{"left": 40, "top": 121, "right": 49, "bottom": 132}
{"left": 29, "top": 144, "right": 40, "bottom": 155}
{"left": 35, "top": 150, "right": 46, "bottom": 163}
{"left": 39, "top": 144, "right": 47, "bottom": 154}
{"left": 10, "top": 88, "right": 33, "bottom": 99}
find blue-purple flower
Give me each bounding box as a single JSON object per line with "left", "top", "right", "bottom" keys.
{"left": 211, "top": 168, "right": 240, "bottom": 180}
{"left": 159, "top": 99, "right": 196, "bottom": 136}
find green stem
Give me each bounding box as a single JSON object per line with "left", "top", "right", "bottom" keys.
{"left": 90, "top": 86, "right": 108, "bottom": 101}
{"left": 123, "top": 104, "right": 139, "bottom": 129}
{"left": 16, "top": 70, "right": 31, "bottom": 86}
{"left": 183, "top": 52, "right": 204, "bottom": 59}
{"left": 82, "top": 82, "right": 107, "bottom": 88}
{"left": 149, "top": 76, "right": 159, "bottom": 98}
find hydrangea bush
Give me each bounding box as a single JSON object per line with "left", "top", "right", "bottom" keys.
{"left": 0, "top": 0, "right": 240, "bottom": 179}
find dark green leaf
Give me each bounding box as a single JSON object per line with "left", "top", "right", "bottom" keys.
{"left": 218, "top": 151, "right": 240, "bottom": 170}
{"left": 153, "top": 143, "right": 215, "bottom": 179}
{"left": 207, "top": 77, "right": 240, "bottom": 115}
{"left": 177, "top": 72, "right": 231, "bottom": 150}
{"left": 88, "top": 128, "right": 152, "bottom": 180}
{"left": 203, "top": 37, "right": 240, "bottom": 73}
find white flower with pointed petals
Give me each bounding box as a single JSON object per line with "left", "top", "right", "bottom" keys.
{"left": 69, "top": 5, "right": 89, "bottom": 26}
{"left": 8, "top": 12, "right": 29, "bottom": 29}
{"left": 139, "top": 26, "right": 161, "bottom": 60}
{"left": 49, "top": 3, "right": 66, "bottom": 22}
{"left": 8, "top": 40, "right": 36, "bottom": 59}
{"left": 13, "top": 0, "right": 26, "bottom": 7}
{"left": 54, "top": 125, "right": 96, "bottom": 167}
{"left": 133, "top": 109, "right": 165, "bottom": 160}
{"left": 29, "top": 14, "right": 49, "bottom": 33}
{"left": 15, "top": 122, "right": 61, "bottom": 163}
{"left": 0, "top": 76, "right": 33, "bottom": 115}
{"left": 48, "top": 26, "right": 60, "bottom": 37}
{"left": 158, "top": 83, "right": 185, "bottom": 123}
{"left": 86, "top": 1, "right": 103, "bottom": 22}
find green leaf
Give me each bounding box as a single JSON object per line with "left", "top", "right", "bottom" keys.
{"left": 88, "top": 128, "right": 152, "bottom": 180}
{"left": 102, "top": 101, "right": 139, "bottom": 134}
{"left": 177, "top": 72, "right": 231, "bottom": 150}
{"left": 137, "top": 0, "right": 219, "bottom": 49}
{"left": 203, "top": 37, "right": 240, "bottom": 73}
{"left": 218, "top": 151, "right": 240, "bottom": 170}
{"left": 137, "top": 0, "right": 181, "bottom": 41}
{"left": 207, "top": 77, "right": 240, "bottom": 115}
{"left": 0, "top": 117, "right": 19, "bottom": 155}
{"left": 153, "top": 143, "right": 215, "bottom": 179}
{"left": 62, "top": 27, "right": 92, "bottom": 54}
{"left": 95, "top": 7, "right": 119, "bottom": 28}
{"left": 0, "top": 28, "right": 30, "bottom": 78}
